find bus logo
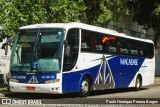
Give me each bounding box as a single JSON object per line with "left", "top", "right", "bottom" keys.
{"left": 94, "top": 55, "right": 115, "bottom": 89}
{"left": 28, "top": 75, "right": 39, "bottom": 84}
{"left": 120, "top": 58, "right": 138, "bottom": 66}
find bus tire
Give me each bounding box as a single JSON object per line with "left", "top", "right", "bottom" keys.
{"left": 79, "top": 77, "right": 91, "bottom": 97}
{"left": 135, "top": 76, "right": 142, "bottom": 91}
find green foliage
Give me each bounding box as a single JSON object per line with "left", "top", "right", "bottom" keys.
{"left": 0, "top": 0, "right": 128, "bottom": 39}
{"left": 127, "top": 0, "right": 160, "bottom": 49}
{"left": 0, "top": 0, "right": 47, "bottom": 38}
{"left": 46, "top": 0, "right": 86, "bottom": 23}
{"left": 85, "top": 0, "right": 128, "bottom": 26}
{"left": 127, "top": 0, "right": 159, "bottom": 29}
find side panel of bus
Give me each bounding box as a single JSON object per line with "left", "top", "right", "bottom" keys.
{"left": 62, "top": 53, "right": 146, "bottom": 93}
{"left": 62, "top": 28, "right": 154, "bottom": 94}
{"left": 141, "top": 57, "right": 155, "bottom": 86}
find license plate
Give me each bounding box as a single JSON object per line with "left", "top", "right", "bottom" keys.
{"left": 26, "top": 86, "right": 35, "bottom": 90}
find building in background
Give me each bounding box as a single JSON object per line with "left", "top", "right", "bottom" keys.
{"left": 108, "top": 14, "right": 154, "bottom": 40}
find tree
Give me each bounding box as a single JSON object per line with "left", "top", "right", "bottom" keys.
{"left": 84, "top": 0, "right": 128, "bottom": 26}
{"left": 127, "top": 0, "right": 160, "bottom": 49}
{"left": 0, "top": 0, "right": 127, "bottom": 39}
{"left": 0, "top": 0, "right": 48, "bottom": 38}
{"left": 0, "top": 0, "right": 86, "bottom": 39}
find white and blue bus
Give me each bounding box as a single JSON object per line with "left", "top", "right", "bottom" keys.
{"left": 8, "top": 22, "right": 155, "bottom": 97}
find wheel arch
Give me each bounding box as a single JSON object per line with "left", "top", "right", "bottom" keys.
{"left": 136, "top": 73, "right": 142, "bottom": 86}
{"left": 78, "top": 72, "right": 93, "bottom": 92}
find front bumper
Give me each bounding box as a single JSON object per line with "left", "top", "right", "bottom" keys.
{"left": 9, "top": 81, "right": 62, "bottom": 94}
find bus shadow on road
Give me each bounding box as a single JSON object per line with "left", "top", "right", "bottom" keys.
{"left": 89, "top": 87, "right": 149, "bottom": 97}
{"left": 2, "top": 87, "right": 149, "bottom": 99}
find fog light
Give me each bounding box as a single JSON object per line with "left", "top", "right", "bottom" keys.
{"left": 45, "top": 79, "right": 60, "bottom": 84}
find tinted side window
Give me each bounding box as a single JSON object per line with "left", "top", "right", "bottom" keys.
{"left": 144, "top": 43, "right": 154, "bottom": 58}
{"left": 102, "top": 35, "right": 117, "bottom": 54}
{"left": 81, "top": 29, "right": 118, "bottom": 55}
{"left": 81, "top": 29, "right": 154, "bottom": 58}
{"left": 118, "top": 38, "right": 130, "bottom": 55}
{"left": 95, "top": 33, "right": 103, "bottom": 53}
{"left": 81, "top": 30, "right": 95, "bottom": 52}
{"left": 129, "top": 40, "right": 139, "bottom": 56}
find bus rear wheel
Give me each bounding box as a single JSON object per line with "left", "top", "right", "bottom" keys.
{"left": 135, "top": 76, "right": 142, "bottom": 91}
{"left": 79, "top": 77, "right": 91, "bottom": 97}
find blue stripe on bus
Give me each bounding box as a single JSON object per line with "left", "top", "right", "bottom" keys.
{"left": 62, "top": 56, "right": 145, "bottom": 93}
{"left": 62, "top": 65, "right": 99, "bottom": 93}
{"left": 11, "top": 73, "right": 57, "bottom": 83}
{"left": 108, "top": 56, "right": 144, "bottom": 88}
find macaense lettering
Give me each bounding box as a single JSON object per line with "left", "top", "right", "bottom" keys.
{"left": 120, "top": 58, "right": 138, "bottom": 65}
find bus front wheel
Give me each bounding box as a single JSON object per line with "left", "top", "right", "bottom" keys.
{"left": 135, "top": 76, "right": 142, "bottom": 91}
{"left": 79, "top": 77, "right": 91, "bottom": 97}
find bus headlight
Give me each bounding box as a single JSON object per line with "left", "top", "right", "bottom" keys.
{"left": 10, "top": 78, "right": 19, "bottom": 83}
{"left": 45, "top": 79, "right": 60, "bottom": 84}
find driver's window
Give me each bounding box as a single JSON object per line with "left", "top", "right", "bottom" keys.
{"left": 63, "top": 28, "right": 79, "bottom": 71}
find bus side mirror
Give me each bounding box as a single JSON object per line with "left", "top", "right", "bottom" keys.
{"left": 64, "top": 40, "right": 71, "bottom": 56}
{"left": 65, "top": 46, "right": 70, "bottom": 57}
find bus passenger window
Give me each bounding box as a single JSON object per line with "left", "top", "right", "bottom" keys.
{"left": 108, "top": 40, "right": 117, "bottom": 53}
{"left": 130, "top": 41, "right": 138, "bottom": 56}
{"left": 81, "top": 42, "right": 88, "bottom": 48}
{"left": 109, "top": 46, "right": 116, "bottom": 53}
{"left": 81, "top": 42, "right": 89, "bottom": 51}
{"left": 119, "top": 39, "right": 129, "bottom": 55}
{"left": 101, "top": 36, "right": 117, "bottom": 54}
{"left": 120, "top": 48, "right": 128, "bottom": 54}
{"left": 95, "top": 33, "right": 103, "bottom": 53}
{"left": 81, "top": 30, "right": 94, "bottom": 52}
{"left": 131, "top": 49, "right": 138, "bottom": 55}
{"left": 144, "top": 43, "right": 154, "bottom": 58}
{"left": 140, "top": 50, "right": 143, "bottom": 56}
{"left": 96, "top": 44, "right": 102, "bottom": 51}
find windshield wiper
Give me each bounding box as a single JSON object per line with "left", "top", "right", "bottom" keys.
{"left": 32, "top": 30, "right": 44, "bottom": 74}
{"left": 33, "top": 30, "right": 40, "bottom": 53}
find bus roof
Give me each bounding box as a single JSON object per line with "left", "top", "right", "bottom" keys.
{"left": 19, "top": 22, "right": 153, "bottom": 44}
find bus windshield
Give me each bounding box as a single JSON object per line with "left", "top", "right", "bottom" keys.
{"left": 11, "top": 29, "right": 64, "bottom": 73}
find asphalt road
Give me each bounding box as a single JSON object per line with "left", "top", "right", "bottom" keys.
{"left": 0, "top": 77, "right": 159, "bottom": 106}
